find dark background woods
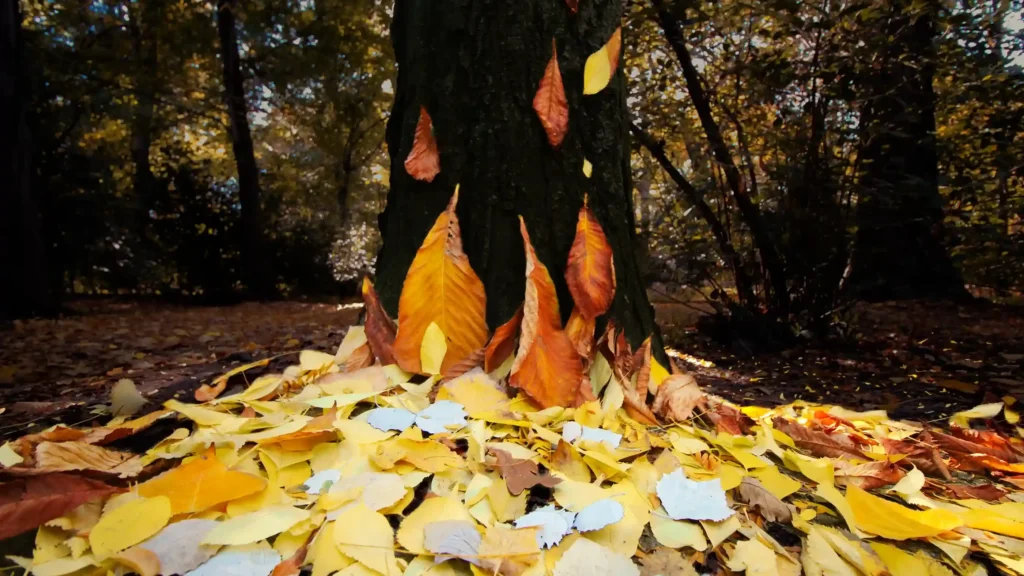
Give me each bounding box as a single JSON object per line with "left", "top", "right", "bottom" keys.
{"left": 2, "top": 0, "right": 1023, "bottom": 327}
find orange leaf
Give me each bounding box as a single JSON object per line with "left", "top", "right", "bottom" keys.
{"left": 606, "top": 27, "right": 622, "bottom": 77}
{"left": 0, "top": 473, "right": 120, "bottom": 540}
{"left": 510, "top": 217, "right": 583, "bottom": 408}
{"left": 393, "top": 188, "right": 488, "bottom": 375}
{"left": 634, "top": 337, "right": 652, "bottom": 399}
{"left": 138, "top": 448, "right": 266, "bottom": 515}
{"left": 362, "top": 277, "right": 397, "bottom": 365}
{"left": 484, "top": 306, "right": 523, "bottom": 373}
{"left": 566, "top": 202, "right": 615, "bottom": 319}
{"left": 195, "top": 381, "right": 227, "bottom": 402}
{"left": 651, "top": 373, "right": 703, "bottom": 422}
{"left": 443, "top": 347, "right": 485, "bottom": 380}
{"left": 533, "top": 39, "right": 569, "bottom": 148}
{"left": 565, "top": 307, "right": 595, "bottom": 362}
{"left": 342, "top": 343, "right": 374, "bottom": 373}
{"left": 34, "top": 442, "right": 143, "bottom": 477}
{"left": 404, "top": 106, "right": 440, "bottom": 182}
{"left": 271, "top": 534, "right": 311, "bottom": 576}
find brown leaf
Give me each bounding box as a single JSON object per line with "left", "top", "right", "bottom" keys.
{"left": 634, "top": 338, "right": 652, "bottom": 399}
{"left": 510, "top": 218, "right": 583, "bottom": 408}
{"left": 930, "top": 429, "right": 1022, "bottom": 463}
{"left": 404, "top": 106, "right": 440, "bottom": 182}
{"left": 80, "top": 409, "right": 171, "bottom": 446}
{"left": 880, "top": 437, "right": 952, "bottom": 481}
{"left": 0, "top": 473, "right": 120, "bottom": 539}
{"left": 443, "top": 347, "right": 485, "bottom": 381}
{"left": 565, "top": 307, "right": 596, "bottom": 362}
{"left": 735, "top": 477, "right": 792, "bottom": 523}
{"left": 705, "top": 401, "right": 753, "bottom": 435}
{"left": 362, "top": 277, "right": 397, "bottom": 365}
{"left": 651, "top": 373, "right": 704, "bottom": 422}
{"left": 606, "top": 27, "right": 622, "bottom": 78}
{"left": 271, "top": 534, "right": 311, "bottom": 576}
{"left": 342, "top": 343, "right": 374, "bottom": 372}
{"left": 484, "top": 306, "right": 523, "bottom": 373}
{"left": 550, "top": 440, "right": 592, "bottom": 483}
{"left": 639, "top": 548, "right": 699, "bottom": 576}
{"left": 575, "top": 373, "right": 597, "bottom": 407}
{"left": 834, "top": 460, "right": 905, "bottom": 491}
{"left": 772, "top": 417, "right": 867, "bottom": 461}
{"left": 945, "top": 483, "right": 1008, "bottom": 501}
{"left": 488, "top": 448, "right": 561, "bottom": 496}
{"left": 565, "top": 202, "right": 616, "bottom": 319}
{"left": 533, "top": 39, "right": 569, "bottom": 148}
{"left": 35, "top": 442, "right": 144, "bottom": 477}
{"left": 946, "top": 426, "right": 1024, "bottom": 463}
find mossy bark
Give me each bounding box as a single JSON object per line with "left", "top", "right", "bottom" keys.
{"left": 375, "top": 0, "right": 662, "bottom": 355}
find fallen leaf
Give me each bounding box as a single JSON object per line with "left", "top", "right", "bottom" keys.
{"left": 302, "top": 469, "right": 341, "bottom": 495}
{"left": 186, "top": 549, "right": 282, "bottom": 576}
{"left": 566, "top": 202, "right": 616, "bottom": 320}
{"left": 328, "top": 472, "right": 407, "bottom": 511}
{"left": 657, "top": 469, "right": 733, "bottom": 521}
{"left": 573, "top": 498, "right": 624, "bottom": 532}
{"left": 416, "top": 400, "right": 468, "bottom": 435}
{"left": 114, "top": 547, "right": 161, "bottom": 576}
{"left": 90, "top": 496, "right": 172, "bottom": 560}
{"left": 735, "top": 477, "right": 792, "bottom": 523}
{"left": 880, "top": 437, "right": 951, "bottom": 480}
{"left": 945, "top": 483, "right": 1007, "bottom": 501}
{"left": 846, "top": 484, "right": 962, "bottom": 540}
{"left": 931, "top": 428, "right": 1023, "bottom": 463}
{"left": 484, "top": 306, "right": 523, "bottom": 373}
{"left": 490, "top": 447, "right": 561, "bottom": 495}
{"left": 398, "top": 496, "right": 474, "bottom": 554}
{"left": 393, "top": 188, "right": 488, "bottom": 375}
{"left": 367, "top": 407, "right": 417, "bottom": 432}
{"left": 421, "top": 322, "right": 448, "bottom": 376}
{"left": 639, "top": 547, "right": 699, "bottom": 576}
{"left": 728, "top": 537, "right": 780, "bottom": 576}
{"left": 203, "top": 505, "right": 311, "bottom": 546}
{"left": 271, "top": 539, "right": 309, "bottom": 576}
{"left": 424, "top": 520, "right": 482, "bottom": 566}
{"left": 533, "top": 39, "right": 569, "bottom": 148}
{"left": 649, "top": 512, "right": 707, "bottom": 550}
{"left": 511, "top": 217, "right": 583, "bottom": 408}
{"left": 652, "top": 373, "right": 704, "bottom": 422}
{"left": 35, "top": 441, "right": 142, "bottom": 477}
{"left": 515, "top": 505, "right": 575, "bottom": 549}
{"left": 110, "top": 378, "right": 146, "bottom": 417}
{"left": 834, "top": 460, "right": 905, "bottom": 491}
{"left": 949, "top": 402, "right": 1003, "bottom": 428}
{"left": 333, "top": 503, "right": 401, "bottom": 575}
{"left": 442, "top": 347, "right": 485, "bottom": 380}
{"left": 551, "top": 440, "right": 592, "bottom": 482}
{"left": 138, "top": 448, "right": 266, "bottom": 514}
{"left": 583, "top": 28, "right": 622, "bottom": 95}
{"left": 0, "top": 473, "right": 119, "bottom": 540}
{"left": 361, "top": 278, "right": 397, "bottom": 365}
{"left": 478, "top": 523, "right": 541, "bottom": 575}
{"left": 405, "top": 106, "right": 441, "bottom": 182}
{"left": 772, "top": 418, "right": 866, "bottom": 461}
{"left": 135, "top": 518, "right": 220, "bottom": 576}
{"left": 553, "top": 537, "right": 639, "bottom": 576}
{"left": 566, "top": 308, "right": 596, "bottom": 361}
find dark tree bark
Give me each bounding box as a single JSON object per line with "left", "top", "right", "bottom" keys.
{"left": 1, "top": 0, "right": 55, "bottom": 321}
{"left": 652, "top": 0, "right": 790, "bottom": 315}
{"left": 375, "top": 0, "right": 663, "bottom": 356}
{"left": 216, "top": 0, "right": 271, "bottom": 297}
{"left": 128, "top": 0, "right": 159, "bottom": 238}
{"left": 846, "top": 0, "right": 967, "bottom": 300}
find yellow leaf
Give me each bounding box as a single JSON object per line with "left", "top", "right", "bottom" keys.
{"left": 948, "top": 402, "right": 1002, "bottom": 428}
{"left": 29, "top": 556, "right": 96, "bottom": 576}
{"left": 164, "top": 399, "right": 235, "bottom": 426}
{"left": 478, "top": 523, "right": 540, "bottom": 564}
{"left": 728, "top": 538, "right": 779, "bottom": 576}
{"left": 650, "top": 512, "right": 707, "bottom": 551}
{"left": 583, "top": 28, "right": 621, "bottom": 95}
{"left": 0, "top": 442, "right": 24, "bottom": 466}
{"left": 310, "top": 522, "right": 354, "bottom": 576}
{"left": 333, "top": 419, "right": 394, "bottom": 444}
{"left": 749, "top": 466, "right": 802, "bottom": 500}
{"left": 398, "top": 437, "right": 464, "bottom": 472}
{"left": 393, "top": 188, "right": 488, "bottom": 375}
{"left": 300, "top": 350, "right": 337, "bottom": 372}
{"left": 420, "top": 322, "right": 448, "bottom": 376}
{"left": 802, "top": 527, "right": 858, "bottom": 576}
{"left": 869, "top": 542, "right": 931, "bottom": 574}
{"left": 488, "top": 478, "right": 528, "bottom": 522}
{"left": 333, "top": 503, "right": 401, "bottom": 575}
{"left": 398, "top": 496, "right": 474, "bottom": 554}
{"left": 441, "top": 371, "right": 509, "bottom": 417}
{"left": 138, "top": 448, "right": 266, "bottom": 514}
{"left": 846, "top": 485, "right": 962, "bottom": 540}
{"left": 701, "top": 515, "right": 741, "bottom": 548}
{"left": 962, "top": 507, "right": 1024, "bottom": 539}
{"left": 89, "top": 496, "right": 172, "bottom": 560}
{"left": 582, "top": 158, "right": 593, "bottom": 178}
{"left": 202, "top": 505, "right": 311, "bottom": 545}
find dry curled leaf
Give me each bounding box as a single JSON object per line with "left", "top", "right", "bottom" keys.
{"left": 880, "top": 437, "right": 952, "bottom": 481}
{"left": 834, "top": 460, "right": 905, "bottom": 491}
{"left": 35, "top": 442, "right": 143, "bottom": 477}
{"left": 443, "top": 347, "right": 485, "bottom": 381}
{"left": 772, "top": 417, "right": 867, "bottom": 461}
{"left": 931, "top": 428, "right": 1023, "bottom": 463}
{"left": 362, "top": 277, "right": 397, "bottom": 365}
{"left": 565, "top": 307, "right": 595, "bottom": 362}
{"left": 533, "top": 39, "right": 568, "bottom": 148}
{"left": 639, "top": 547, "right": 699, "bottom": 576}
{"left": 341, "top": 343, "right": 374, "bottom": 372}
{"left": 489, "top": 448, "right": 561, "bottom": 496}
{"left": 510, "top": 217, "right": 583, "bottom": 408}
{"left": 484, "top": 306, "right": 523, "bottom": 373}
{"left": 393, "top": 188, "right": 488, "bottom": 375}
{"left": 945, "top": 483, "right": 1008, "bottom": 501}
{"left": 652, "top": 373, "right": 704, "bottom": 422}
{"left": 404, "top": 106, "right": 440, "bottom": 182}
{"left": 735, "top": 477, "right": 792, "bottom": 523}
{"left": 565, "top": 202, "right": 616, "bottom": 320}
{"left": 0, "top": 473, "right": 120, "bottom": 540}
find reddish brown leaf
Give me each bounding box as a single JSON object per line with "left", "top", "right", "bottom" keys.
{"left": 194, "top": 381, "right": 227, "bottom": 403}
{"left": 0, "top": 473, "right": 120, "bottom": 539}
{"left": 404, "top": 106, "right": 440, "bottom": 182}
{"left": 634, "top": 338, "right": 652, "bottom": 399}
{"left": 565, "top": 0, "right": 579, "bottom": 13}
{"left": 271, "top": 534, "right": 311, "bottom": 576}
{"left": 735, "top": 477, "right": 792, "bottom": 523}
{"left": 342, "top": 343, "right": 374, "bottom": 373}
{"left": 945, "top": 483, "right": 1008, "bottom": 501}
{"left": 834, "top": 460, "right": 906, "bottom": 490}
{"left": 34, "top": 442, "right": 143, "bottom": 477}
{"left": 606, "top": 27, "right": 622, "bottom": 77}
{"left": 484, "top": 306, "right": 523, "bottom": 373}
{"left": 881, "top": 437, "right": 952, "bottom": 481}
{"left": 533, "top": 39, "right": 569, "bottom": 148}
{"left": 489, "top": 448, "right": 561, "bottom": 496}
{"left": 565, "top": 307, "right": 595, "bottom": 362}
{"left": 510, "top": 218, "right": 583, "bottom": 408}
{"left": 443, "top": 347, "right": 485, "bottom": 381}
{"left": 930, "top": 429, "right": 1022, "bottom": 463}
{"left": 575, "top": 373, "right": 597, "bottom": 406}
{"left": 565, "top": 202, "right": 616, "bottom": 320}
{"left": 651, "top": 373, "right": 704, "bottom": 422}
{"left": 948, "top": 426, "right": 1024, "bottom": 462}
{"left": 362, "top": 277, "right": 397, "bottom": 365}
{"left": 707, "top": 401, "right": 754, "bottom": 435}
{"left": 80, "top": 410, "right": 172, "bottom": 446}
{"left": 772, "top": 417, "right": 867, "bottom": 461}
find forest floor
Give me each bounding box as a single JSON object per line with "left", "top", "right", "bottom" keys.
{"left": 0, "top": 297, "right": 1021, "bottom": 440}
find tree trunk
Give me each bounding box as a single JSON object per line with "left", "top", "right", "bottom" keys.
{"left": 129, "top": 0, "right": 158, "bottom": 240}
{"left": 847, "top": 0, "right": 967, "bottom": 300}
{"left": 1, "top": 0, "right": 55, "bottom": 321}
{"left": 216, "top": 0, "right": 271, "bottom": 297}
{"left": 375, "top": 0, "right": 663, "bottom": 356}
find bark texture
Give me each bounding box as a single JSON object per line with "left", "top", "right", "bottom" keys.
{"left": 129, "top": 0, "right": 159, "bottom": 239}
{"left": 847, "top": 0, "right": 966, "bottom": 300}
{"left": 375, "top": 0, "right": 662, "bottom": 353}
{"left": 217, "top": 0, "right": 271, "bottom": 297}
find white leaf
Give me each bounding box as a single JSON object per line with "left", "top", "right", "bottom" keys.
{"left": 366, "top": 407, "right": 416, "bottom": 432}
{"left": 415, "top": 401, "right": 467, "bottom": 435}
{"left": 302, "top": 469, "right": 342, "bottom": 495}
{"left": 552, "top": 537, "right": 639, "bottom": 576}
{"left": 657, "top": 469, "right": 734, "bottom": 521}
{"left": 579, "top": 426, "right": 622, "bottom": 448}
{"left": 515, "top": 505, "right": 575, "bottom": 548}
{"left": 111, "top": 379, "right": 146, "bottom": 417}
{"left": 423, "top": 520, "right": 482, "bottom": 566}
{"left": 562, "top": 422, "right": 582, "bottom": 443}
{"left": 185, "top": 549, "right": 281, "bottom": 576}
{"left": 138, "top": 519, "right": 220, "bottom": 576}
{"left": 573, "top": 499, "right": 624, "bottom": 533}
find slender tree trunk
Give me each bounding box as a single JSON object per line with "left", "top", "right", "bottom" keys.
{"left": 847, "top": 0, "right": 966, "bottom": 300}
{"left": 216, "top": 0, "right": 271, "bottom": 297}
{"left": 1, "top": 0, "right": 55, "bottom": 320}
{"left": 129, "top": 0, "right": 158, "bottom": 239}
{"left": 651, "top": 0, "right": 789, "bottom": 315}
{"left": 375, "top": 0, "right": 663, "bottom": 356}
